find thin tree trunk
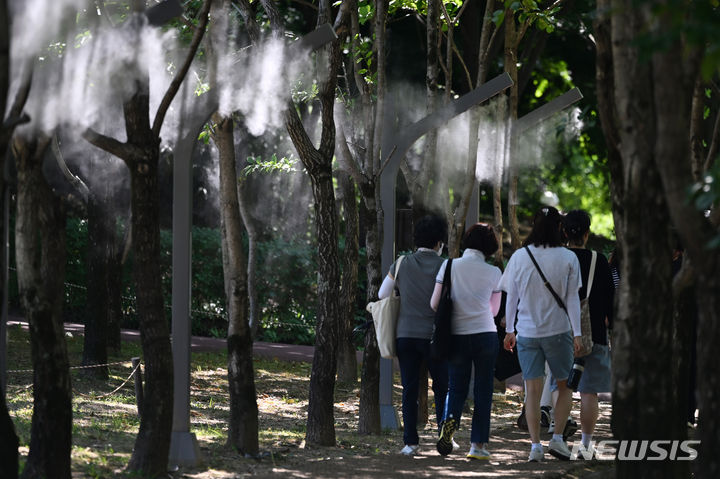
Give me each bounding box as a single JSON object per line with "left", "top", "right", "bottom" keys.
{"left": 215, "top": 115, "right": 259, "bottom": 455}
{"left": 358, "top": 186, "right": 382, "bottom": 434}
{"left": 336, "top": 170, "right": 359, "bottom": 383}
{"left": 83, "top": 191, "right": 113, "bottom": 379}
{"left": 282, "top": 0, "right": 342, "bottom": 445}
{"left": 106, "top": 246, "right": 123, "bottom": 353}
{"left": 302, "top": 159, "right": 340, "bottom": 445}
{"left": 13, "top": 136, "right": 71, "bottom": 479}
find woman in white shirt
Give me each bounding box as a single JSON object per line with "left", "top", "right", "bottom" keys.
{"left": 500, "top": 206, "right": 582, "bottom": 462}
{"left": 430, "top": 224, "right": 502, "bottom": 460}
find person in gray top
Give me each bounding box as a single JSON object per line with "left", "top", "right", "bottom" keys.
{"left": 378, "top": 215, "right": 448, "bottom": 456}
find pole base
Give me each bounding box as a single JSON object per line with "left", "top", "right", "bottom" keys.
{"left": 380, "top": 404, "right": 400, "bottom": 430}
{"left": 169, "top": 431, "right": 202, "bottom": 468}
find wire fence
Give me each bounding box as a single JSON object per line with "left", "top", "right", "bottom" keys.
{"left": 6, "top": 358, "right": 143, "bottom": 403}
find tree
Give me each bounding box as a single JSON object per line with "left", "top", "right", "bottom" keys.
{"left": 13, "top": 134, "right": 71, "bottom": 479}
{"left": 336, "top": 168, "right": 359, "bottom": 383}
{"left": 82, "top": 1, "right": 211, "bottom": 475}
{"left": 208, "top": 0, "right": 259, "bottom": 455}
{"left": 334, "top": 0, "right": 389, "bottom": 435}
{"left": 1, "top": 2, "right": 27, "bottom": 475}
{"left": 252, "top": 0, "right": 347, "bottom": 445}
{"left": 595, "top": 0, "right": 720, "bottom": 477}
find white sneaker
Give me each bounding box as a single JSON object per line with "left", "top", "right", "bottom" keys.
{"left": 452, "top": 439, "right": 460, "bottom": 452}
{"left": 548, "top": 438, "right": 571, "bottom": 461}
{"left": 528, "top": 447, "right": 544, "bottom": 462}
{"left": 547, "top": 419, "right": 555, "bottom": 434}
{"left": 400, "top": 444, "right": 420, "bottom": 456}
{"left": 467, "top": 445, "right": 491, "bottom": 460}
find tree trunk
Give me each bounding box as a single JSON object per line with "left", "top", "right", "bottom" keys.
{"left": 358, "top": 184, "right": 382, "bottom": 434}
{"left": 336, "top": 170, "right": 359, "bottom": 384}
{"left": 125, "top": 139, "right": 174, "bottom": 477}
{"left": 644, "top": 6, "right": 720, "bottom": 474}
{"left": 215, "top": 115, "right": 259, "bottom": 455}
{"left": 0, "top": 392, "right": 18, "bottom": 479}
{"left": 81, "top": 2, "right": 210, "bottom": 472}
{"left": 13, "top": 136, "right": 72, "bottom": 479}
{"left": 303, "top": 162, "right": 340, "bottom": 445}
{"left": 694, "top": 280, "right": 720, "bottom": 477}
{"left": 283, "top": 0, "right": 342, "bottom": 446}
{"left": 106, "top": 248, "right": 123, "bottom": 353}
{"left": 604, "top": 2, "right": 689, "bottom": 477}
{"left": 83, "top": 191, "right": 114, "bottom": 379}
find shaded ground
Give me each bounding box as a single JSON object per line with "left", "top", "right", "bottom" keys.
{"left": 5, "top": 320, "right": 615, "bottom": 478}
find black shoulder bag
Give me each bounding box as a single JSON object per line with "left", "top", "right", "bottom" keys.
{"left": 430, "top": 259, "right": 453, "bottom": 360}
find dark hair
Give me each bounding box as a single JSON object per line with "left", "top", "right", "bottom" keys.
{"left": 463, "top": 223, "right": 498, "bottom": 256}
{"left": 563, "top": 209, "right": 591, "bottom": 245}
{"left": 414, "top": 215, "right": 447, "bottom": 249}
{"left": 523, "top": 206, "right": 564, "bottom": 247}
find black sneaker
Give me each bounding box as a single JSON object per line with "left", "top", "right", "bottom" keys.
{"left": 563, "top": 418, "right": 578, "bottom": 441}
{"left": 436, "top": 418, "right": 457, "bottom": 456}
{"left": 540, "top": 406, "right": 552, "bottom": 429}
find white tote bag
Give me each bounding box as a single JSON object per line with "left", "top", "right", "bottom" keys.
{"left": 365, "top": 256, "right": 405, "bottom": 359}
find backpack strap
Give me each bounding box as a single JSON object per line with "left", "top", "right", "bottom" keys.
{"left": 585, "top": 251, "right": 597, "bottom": 298}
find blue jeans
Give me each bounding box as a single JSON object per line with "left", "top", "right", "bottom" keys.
{"left": 396, "top": 337, "right": 449, "bottom": 445}
{"left": 442, "top": 332, "right": 498, "bottom": 444}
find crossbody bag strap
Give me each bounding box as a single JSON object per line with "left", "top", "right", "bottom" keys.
{"left": 524, "top": 246, "right": 568, "bottom": 314}
{"left": 585, "top": 251, "right": 597, "bottom": 298}
{"left": 442, "top": 258, "right": 453, "bottom": 293}
{"left": 394, "top": 254, "right": 405, "bottom": 279}
{"left": 390, "top": 255, "right": 406, "bottom": 297}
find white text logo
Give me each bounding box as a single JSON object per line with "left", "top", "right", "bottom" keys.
{"left": 570, "top": 440, "right": 700, "bottom": 461}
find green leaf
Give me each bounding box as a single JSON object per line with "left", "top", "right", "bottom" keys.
{"left": 492, "top": 9, "right": 505, "bottom": 26}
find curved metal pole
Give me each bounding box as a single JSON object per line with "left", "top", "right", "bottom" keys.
{"left": 378, "top": 72, "right": 514, "bottom": 429}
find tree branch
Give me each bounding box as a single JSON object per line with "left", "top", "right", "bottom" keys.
{"left": 82, "top": 127, "right": 143, "bottom": 161}
{"left": 6, "top": 62, "right": 33, "bottom": 121}
{"left": 152, "top": 0, "right": 212, "bottom": 136}
{"left": 336, "top": 119, "right": 365, "bottom": 185}
{"left": 704, "top": 83, "right": 720, "bottom": 171}
{"left": 260, "top": 0, "right": 286, "bottom": 38}
{"left": 51, "top": 134, "right": 90, "bottom": 201}
{"left": 232, "top": 0, "right": 261, "bottom": 43}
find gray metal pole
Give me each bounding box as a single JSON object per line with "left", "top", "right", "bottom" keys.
{"left": 168, "top": 95, "right": 216, "bottom": 468}
{"left": 378, "top": 73, "right": 514, "bottom": 429}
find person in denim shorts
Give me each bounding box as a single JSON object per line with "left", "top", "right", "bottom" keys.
{"left": 499, "top": 207, "right": 583, "bottom": 462}
{"left": 562, "top": 210, "right": 614, "bottom": 452}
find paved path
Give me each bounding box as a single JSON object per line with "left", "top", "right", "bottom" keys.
{"left": 6, "top": 319, "right": 617, "bottom": 401}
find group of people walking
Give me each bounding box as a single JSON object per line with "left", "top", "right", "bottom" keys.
{"left": 377, "top": 207, "right": 614, "bottom": 462}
